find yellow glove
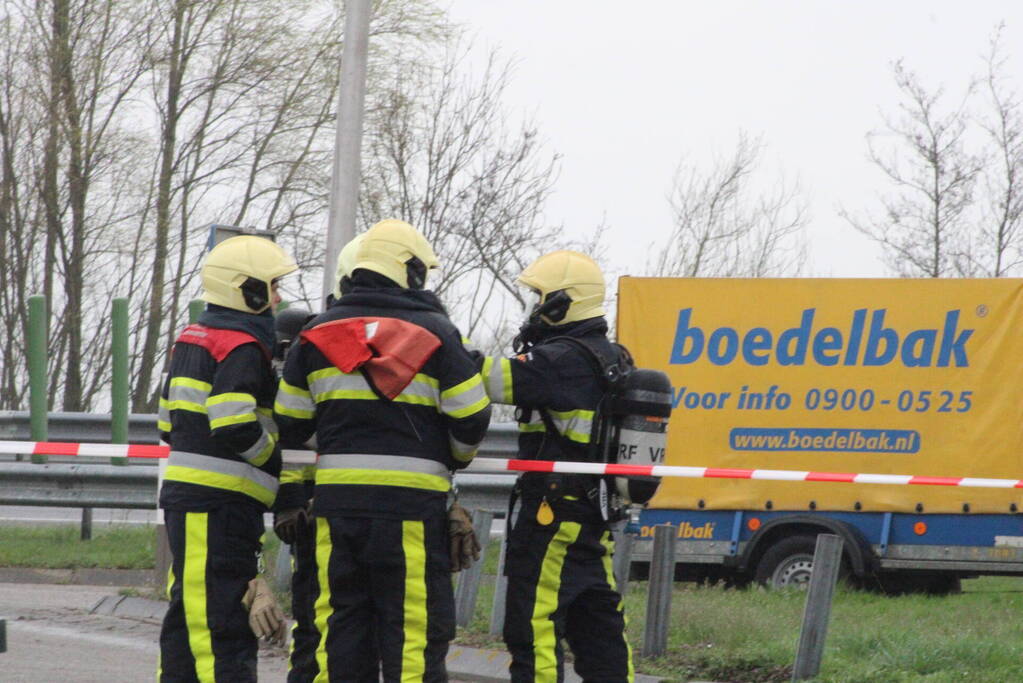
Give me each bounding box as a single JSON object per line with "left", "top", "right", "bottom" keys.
{"left": 241, "top": 576, "right": 287, "bottom": 646}
{"left": 448, "top": 503, "right": 482, "bottom": 572}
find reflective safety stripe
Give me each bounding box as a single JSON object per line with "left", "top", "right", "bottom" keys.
{"left": 547, "top": 408, "right": 595, "bottom": 444}
{"left": 600, "top": 530, "right": 634, "bottom": 682}
{"left": 207, "top": 392, "right": 258, "bottom": 430}
{"left": 239, "top": 429, "right": 276, "bottom": 467}
{"left": 158, "top": 397, "right": 172, "bottom": 432}
{"left": 256, "top": 408, "right": 279, "bottom": 442}
{"left": 184, "top": 512, "right": 216, "bottom": 683}
{"left": 401, "top": 520, "right": 428, "bottom": 682}
{"left": 166, "top": 376, "right": 211, "bottom": 414}
{"left": 164, "top": 451, "right": 278, "bottom": 507}
{"left": 307, "top": 367, "right": 440, "bottom": 408}
{"left": 317, "top": 454, "right": 449, "bottom": 476}
{"left": 312, "top": 518, "right": 332, "bottom": 682}
{"left": 518, "top": 412, "right": 546, "bottom": 434}
{"left": 316, "top": 454, "right": 451, "bottom": 492}
{"left": 276, "top": 380, "right": 315, "bottom": 419}
{"left": 281, "top": 464, "right": 316, "bottom": 484}
{"left": 481, "top": 357, "right": 514, "bottom": 405}
{"left": 449, "top": 434, "right": 479, "bottom": 463}
{"left": 532, "top": 522, "right": 581, "bottom": 681}
{"left": 440, "top": 374, "right": 490, "bottom": 419}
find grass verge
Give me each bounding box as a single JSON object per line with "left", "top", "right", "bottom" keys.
{"left": 0, "top": 523, "right": 156, "bottom": 569}
{"left": 454, "top": 542, "right": 1023, "bottom": 682}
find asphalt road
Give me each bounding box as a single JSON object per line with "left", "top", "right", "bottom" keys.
{"left": 0, "top": 582, "right": 288, "bottom": 682}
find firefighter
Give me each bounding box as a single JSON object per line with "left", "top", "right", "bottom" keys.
{"left": 272, "top": 234, "right": 362, "bottom": 682}
{"left": 479, "top": 250, "right": 634, "bottom": 683}
{"left": 157, "top": 235, "right": 296, "bottom": 682}
{"left": 274, "top": 219, "right": 491, "bottom": 682}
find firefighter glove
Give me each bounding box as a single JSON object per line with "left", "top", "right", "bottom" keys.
{"left": 273, "top": 506, "right": 309, "bottom": 545}
{"left": 448, "top": 503, "right": 481, "bottom": 572}
{"left": 241, "top": 576, "right": 287, "bottom": 646}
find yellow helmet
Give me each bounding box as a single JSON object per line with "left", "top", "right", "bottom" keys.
{"left": 353, "top": 219, "right": 439, "bottom": 289}
{"left": 332, "top": 233, "right": 365, "bottom": 299}
{"left": 200, "top": 235, "right": 298, "bottom": 313}
{"left": 517, "top": 250, "right": 605, "bottom": 325}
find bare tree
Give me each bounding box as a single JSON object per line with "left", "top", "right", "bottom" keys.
{"left": 842, "top": 60, "right": 983, "bottom": 277}
{"left": 358, "top": 41, "right": 566, "bottom": 345}
{"left": 973, "top": 25, "right": 1023, "bottom": 277}
{"left": 649, "top": 132, "right": 808, "bottom": 278}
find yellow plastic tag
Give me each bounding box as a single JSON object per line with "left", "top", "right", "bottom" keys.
{"left": 536, "top": 499, "right": 554, "bottom": 526}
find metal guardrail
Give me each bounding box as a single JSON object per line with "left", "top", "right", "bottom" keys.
{"left": 0, "top": 412, "right": 520, "bottom": 513}
{"left": 0, "top": 411, "right": 163, "bottom": 445}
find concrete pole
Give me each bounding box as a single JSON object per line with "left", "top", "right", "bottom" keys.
{"left": 322, "top": 0, "right": 372, "bottom": 304}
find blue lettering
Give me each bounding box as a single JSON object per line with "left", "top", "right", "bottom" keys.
{"left": 708, "top": 328, "right": 738, "bottom": 365}
{"left": 742, "top": 328, "right": 771, "bottom": 366}
{"left": 937, "top": 310, "right": 972, "bottom": 367}
{"left": 669, "top": 309, "right": 703, "bottom": 364}
{"left": 666, "top": 307, "right": 973, "bottom": 367}
{"left": 777, "top": 309, "right": 814, "bottom": 365}
{"left": 901, "top": 329, "right": 936, "bottom": 367}
{"left": 863, "top": 309, "right": 897, "bottom": 366}
{"left": 844, "top": 309, "right": 866, "bottom": 365}
{"left": 812, "top": 327, "right": 842, "bottom": 366}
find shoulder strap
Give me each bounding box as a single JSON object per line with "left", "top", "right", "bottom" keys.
{"left": 535, "top": 336, "right": 633, "bottom": 462}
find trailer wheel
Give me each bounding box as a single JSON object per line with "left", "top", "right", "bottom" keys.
{"left": 755, "top": 535, "right": 833, "bottom": 589}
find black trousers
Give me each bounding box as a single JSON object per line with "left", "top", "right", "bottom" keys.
{"left": 159, "top": 505, "right": 263, "bottom": 682}
{"left": 306, "top": 513, "right": 454, "bottom": 683}
{"left": 287, "top": 512, "right": 318, "bottom": 682}
{"left": 503, "top": 515, "right": 633, "bottom": 683}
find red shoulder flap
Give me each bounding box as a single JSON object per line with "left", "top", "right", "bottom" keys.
{"left": 175, "top": 324, "right": 266, "bottom": 362}
{"left": 301, "top": 317, "right": 441, "bottom": 399}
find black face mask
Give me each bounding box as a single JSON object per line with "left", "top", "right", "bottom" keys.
{"left": 513, "top": 290, "right": 572, "bottom": 352}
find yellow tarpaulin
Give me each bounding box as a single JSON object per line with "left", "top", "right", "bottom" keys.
{"left": 616, "top": 277, "right": 1023, "bottom": 514}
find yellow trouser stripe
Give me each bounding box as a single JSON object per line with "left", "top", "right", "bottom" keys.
{"left": 184, "top": 513, "right": 215, "bottom": 683}
{"left": 401, "top": 520, "right": 428, "bottom": 682}
{"left": 600, "top": 531, "right": 634, "bottom": 682}
{"left": 313, "top": 518, "right": 333, "bottom": 683}
{"left": 532, "top": 522, "right": 581, "bottom": 682}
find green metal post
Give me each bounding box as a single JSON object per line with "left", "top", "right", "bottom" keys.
{"left": 27, "top": 295, "right": 48, "bottom": 464}
{"left": 189, "top": 299, "right": 205, "bottom": 324}
{"left": 111, "top": 298, "right": 129, "bottom": 466}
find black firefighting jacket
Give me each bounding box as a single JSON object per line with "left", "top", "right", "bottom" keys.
{"left": 274, "top": 287, "right": 492, "bottom": 520}
{"left": 480, "top": 317, "right": 613, "bottom": 522}
{"left": 158, "top": 306, "right": 282, "bottom": 512}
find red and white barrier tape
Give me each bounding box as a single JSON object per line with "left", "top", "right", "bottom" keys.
{"left": 1, "top": 440, "right": 1020, "bottom": 489}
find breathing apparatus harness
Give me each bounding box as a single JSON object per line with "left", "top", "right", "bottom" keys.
{"left": 510, "top": 292, "right": 671, "bottom": 524}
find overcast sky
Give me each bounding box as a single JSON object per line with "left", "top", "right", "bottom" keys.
{"left": 441, "top": 1, "right": 1023, "bottom": 279}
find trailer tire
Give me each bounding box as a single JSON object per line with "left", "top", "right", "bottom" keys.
{"left": 755, "top": 535, "right": 847, "bottom": 589}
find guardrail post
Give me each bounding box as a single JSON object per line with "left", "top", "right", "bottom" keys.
{"left": 792, "top": 534, "right": 844, "bottom": 681}
{"left": 613, "top": 526, "right": 636, "bottom": 597}
{"left": 642, "top": 523, "right": 676, "bottom": 658}
{"left": 0, "top": 616, "right": 6, "bottom": 653}
{"left": 455, "top": 509, "right": 493, "bottom": 627}
{"left": 27, "top": 295, "right": 48, "bottom": 464}
{"left": 110, "top": 298, "right": 129, "bottom": 467}
{"left": 489, "top": 526, "right": 509, "bottom": 636}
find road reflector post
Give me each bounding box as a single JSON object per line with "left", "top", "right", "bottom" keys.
{"left": 455, "top": 509, "right": 493, "bottom": 627}
{"left": 792, "top": 533, "right": 844, "bottom": 681}
{"left": 0, "top": 616, "right": 6, "bottom": 653}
